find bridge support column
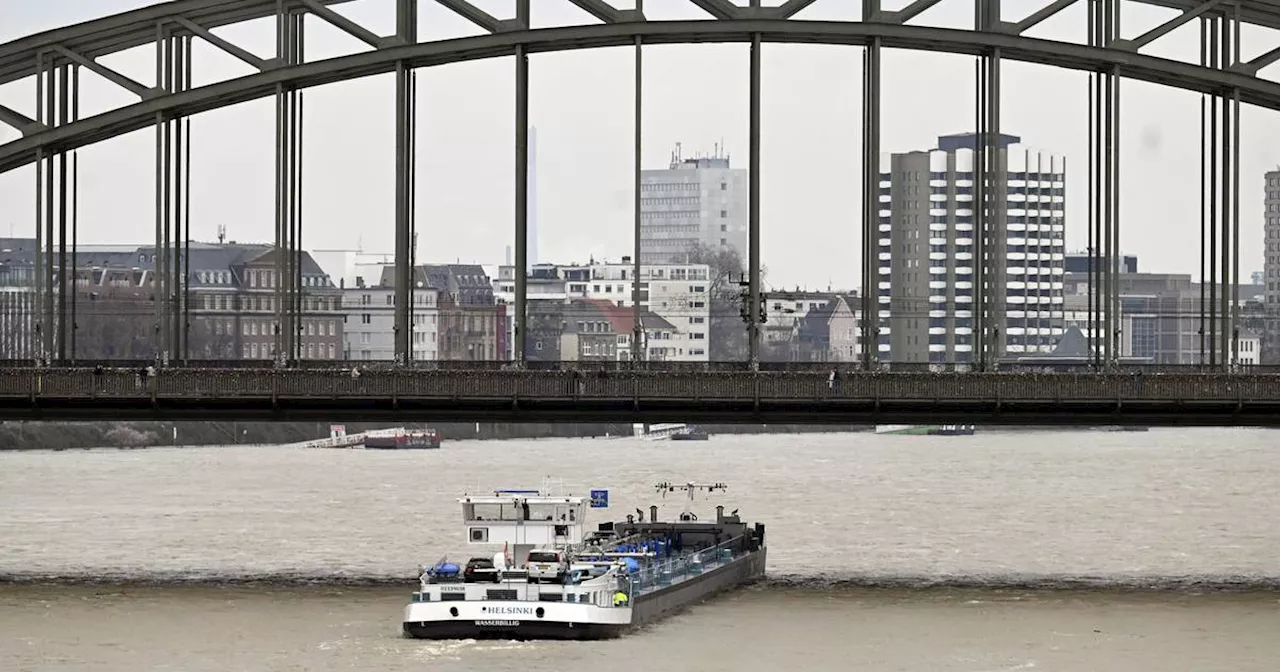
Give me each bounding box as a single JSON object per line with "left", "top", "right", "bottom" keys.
{"left": 154, "top": 24, "right": 193, "bottom": 367}
{"left": 632, "top": 33, "right": 644, "bottom": 365}
{"left": 860, "top": 29, "right": 880, "bottom": 371}
{"left": 1224, "top": 7, "right": 1240, "bottom": 370}
{"left": 513, "top": 0, "right": 531, "bottom": 367}
{"left": 393, "top": 0, "right": 418, "bottom": 366}
{"left": 274, "top": 8, "right": 305, "bottom": 366}
{"left": 34, "top": 50, "right": 76, "bottom": 366}
{"left": 1085, "top": 0, "right": 1120, "bottom": 368}
{"left": 33, "top": 52, "right": 44, "bottom": 366}
{"left": 68, "top": 65, "right": 80, "bottom": 363}
{"left": 167, "top": 35, "right": 192, "bottom": 364}
{"left": 747, "top": 32, "right": 762, "bottom": 370}
{"left": 1198, "top": 12, "right": 1240, "bottom": 372}
{"left": 973, "top": 0, "right": 1003, "bottom": 371}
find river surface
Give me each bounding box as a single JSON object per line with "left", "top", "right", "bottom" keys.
{"left": 1, "top": 428, "right": 1279, "bottom": 670}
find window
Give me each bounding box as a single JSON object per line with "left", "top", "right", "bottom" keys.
{"left": 720, "top": 209, "right": 727, "bottom": 218}
{"left": 361, "top": 314, "right": 371, "bottom": 324}
{"left": 328, "top": 343, "right": 336, "bottom": 359}
{"left": 720, "top": 182, "right": 727, "bottom": 191}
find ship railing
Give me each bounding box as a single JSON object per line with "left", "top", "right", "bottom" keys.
{"left": 624, "top": 535, "right": 747, "bottom": 599}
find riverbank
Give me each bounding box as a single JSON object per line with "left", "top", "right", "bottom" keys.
{"left": 0, "top": 421, "right": 870, "bottom": 450}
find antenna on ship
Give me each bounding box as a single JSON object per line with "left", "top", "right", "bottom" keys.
{"left": 654, "top": 482, "right": 727, "bottom": 521}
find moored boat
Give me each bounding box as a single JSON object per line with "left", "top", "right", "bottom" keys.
{"left": 363, "top": 428, "right": 442, "bottom": 449}
{"left": 402, "top": 482, "right": 766, "bottom": 640}
{"left": 876, "top": 424, "right": 976, "bottom": 436}
{"left": 670, "top": 426, "right": 710, "bottom": 441}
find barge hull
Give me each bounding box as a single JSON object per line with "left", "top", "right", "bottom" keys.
{"left": 402, "top": 620, "right": 625, "bottom": 640}
{"left": 631, "top": 546, "right": 766, "bottom": 628}
{"left": 401, "top": 548, "right": 766, "bottom": 640}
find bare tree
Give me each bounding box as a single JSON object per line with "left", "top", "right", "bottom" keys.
{"left": 75, "top": 289, "right": 154, "bottom": 361}
{"left": 680, "top": 243, "right": 769, "bottom": 362}
{"left": 188, "top": 316, "right": 237, "bottom": 359}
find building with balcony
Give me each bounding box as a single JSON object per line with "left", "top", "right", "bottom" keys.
{"left": 878, "top": 132, "right": 1066, "bottom": 366}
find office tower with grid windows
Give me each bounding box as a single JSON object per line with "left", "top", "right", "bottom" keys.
{"left": 877, "top": 133, "right": 1066, "bottom": 366}
{"left": 639, "top": 144, "right": 748, "bottom": 265}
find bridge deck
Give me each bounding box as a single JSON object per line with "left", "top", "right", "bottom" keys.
{"left": 1, "top": 368, "right": 1277, "bottom": 425}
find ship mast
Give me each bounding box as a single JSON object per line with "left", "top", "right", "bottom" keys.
{"left": 655, "top": 482, "right": 726, "bottom": 520}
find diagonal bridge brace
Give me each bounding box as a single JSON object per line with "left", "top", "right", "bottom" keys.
{"left": 298, "top": 0, "right": 389, "bottom": 48}
{"left": 566, "top": 0, "right": 626, "bottom": 23}
{"left": 51, "top": 45, "right": 162, "bottom": 99}
{"left": 1110, "top": 0, "right": 1224, "bottom": 51}
{"left": 173, "top": 16, "right": 273, "bottom": 71}
{"left": 774, "top": 0, "right": 820, "bottom": 19}
{"left": 0, "top": 103, "right": 47, "bottom": 136}
{"left": 688, "top": 0, "right": 742, "bottom": 20}
{"left": 1237, "top": 45, "right": 1280, "bottom": 75}
{"left": 1000, "top": 0, "right": 1079, "bottom": 34}
{"left": 877, "top": 0, "right": 948, "bottom": 23}
{"left": 435, "top": 0, "right": 503, "bottom": 33}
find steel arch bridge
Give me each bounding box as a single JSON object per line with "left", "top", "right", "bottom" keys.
{"left": 0, "top": 0, "right": 1272, "bottom": 373}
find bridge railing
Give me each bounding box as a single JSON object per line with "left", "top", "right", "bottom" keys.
{"left": 3, "top": 367, "right": 1280, "bottom": 402}
{"left": 7, "top": 359, "right": 1280, "bottom": 375}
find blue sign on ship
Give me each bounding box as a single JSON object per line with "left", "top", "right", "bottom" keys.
{"left": 589, "top": 489, "right": 609, "bottom": 508}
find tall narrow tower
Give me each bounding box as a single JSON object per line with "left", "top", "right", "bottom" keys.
{"left": 528, "top": 126, "right": 539, "bottom": 271}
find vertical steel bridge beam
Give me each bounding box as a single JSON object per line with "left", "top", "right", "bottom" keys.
{"left": 1198, "top": 16, "right": 1207, "bottom": 365}
{"left": 748, "top": 31, "right": 762, "bottom": 369}
{"left": 1085, "top": 0, "right": 1119, "bottom": 367}
{"left": 70, "top": 65, "right": 80, "bottom": 362}
{"left": 1224, "top": 7, "right": 1240, "bottom": 368}
{"left": 34, "top": 50, "right": 45, "bottom": 366}
{"left": 1198, "top": 10, "right": 1240, "bottom": 371}
{"left": 631, "top": 29, "right": 644, "bottom": 364}
{"left": 513, "top": 0, "right": 530, "bottom": 366}
{"left": 274, "top": 3, "right": 305, "bottom": 366}
{"left": 860, "top": 1, "right": 881, "bottom": 371}
{"left": 974, "top": 0, "right": 1003, "bottom": 370}
{"left": 393, "top": 0, "right": 418, "bottom": 364}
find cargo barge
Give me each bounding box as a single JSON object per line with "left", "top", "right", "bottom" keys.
{"left": 402, "top": 482, "right": 765, "bottom": 640}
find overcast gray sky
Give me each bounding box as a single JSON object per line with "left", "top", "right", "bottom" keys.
{"left": 3, "top": 0, "right": 1280, "bottom": 290}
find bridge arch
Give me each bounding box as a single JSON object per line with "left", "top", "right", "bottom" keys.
{"left": 2, "top": 17, "right": 1280, "bottom": 172}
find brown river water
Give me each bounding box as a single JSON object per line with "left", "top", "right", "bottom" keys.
{"left": 1, "top": 428, "right": 1279, "bottom": 670}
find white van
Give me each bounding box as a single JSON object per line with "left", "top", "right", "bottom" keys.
{"left": 526, "top": 549, "right": 568, "bottom": 584}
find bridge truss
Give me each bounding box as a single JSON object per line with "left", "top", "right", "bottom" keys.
{"left": 0, "top": 0, "right": 1276, "bottom": 371}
